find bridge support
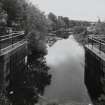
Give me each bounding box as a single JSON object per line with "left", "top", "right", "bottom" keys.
{"left": 0, "top": 41, "right": 27, "bottom": 94}
{"left": 85, "top": 46, "right": 105, "bottom": 104}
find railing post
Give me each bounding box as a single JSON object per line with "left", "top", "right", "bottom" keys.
{"left": 87, "top": 36, "right": 89, "bottom": 47}
{"left": 99, "top": 40, "right": 101, "bottom": 54}
{"left": 92, "top": 35, "right": 93, "bottom": 49}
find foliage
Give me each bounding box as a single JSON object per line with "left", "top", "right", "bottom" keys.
{"left": 47, "top": 12, "right": 90, "bottom": 39}
{"left": 48, "top": 12, "right": 57, "bottom": 24}
{"left": 94, "top": 22, "right": 105, "bottom": 34}
{"left": 73, "top": 23, "right": 89, "bottom": 45}
{"left": 69, "top": 20, "right": 90, "bottom": 28}
{"left": 57, "top": 16, "right": 65, "bottom": 29}
{"left": 62, "top": 17, "right": 70, "bottom": 28}
{"left": 1, "top": 0, "right": 27, "bottom": 28}
{"left": 73, "top": 26, "right": 87, "bottom": 34}
{"left": 47, "top": 12, "right": 71, "bottom": 38}
{"left": 0, "top": 0, "right": 51, "bottom": 105}
{"left": 27, "top": 60, "right": 52, "bottom": 95}
{"left": 48, "top": 12, "right": 58, "bottom": 30}
{"left": 0, "top": 2, "right": 8, "bottom": 34}
{"left": 48, "top": 12, "right": 70, "bottom": 31}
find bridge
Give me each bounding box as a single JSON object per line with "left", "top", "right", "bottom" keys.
{"left": 0, "top": 31, "right": 27, "bottom": 93}
{"left": 85, "top": 34, "right": 105, "bottom": 104}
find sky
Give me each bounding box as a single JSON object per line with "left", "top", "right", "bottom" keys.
{"left": 30, "top": 0, "right": 105, "bottom": 21}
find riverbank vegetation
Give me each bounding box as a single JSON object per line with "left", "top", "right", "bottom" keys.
{"left": 47, "top": 12, "right": 71, "bottom": 38}
{"left": 0, "top": 0, "right": 51, "bottom": 105}
{"left": 48, "top": 12, "right": 105, "bottom": 46}
{"left": 1, "top": 0, "right": 105, "bottom": 104}
{"left": 47, "top": 12, "right": 91, "bottom": 44}
{"left": 73, "top": 19, "right": 105, "bottom": 45}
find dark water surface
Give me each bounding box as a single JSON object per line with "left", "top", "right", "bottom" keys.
{"left": 44, "top": 36, "right": 92, "bottom": 104}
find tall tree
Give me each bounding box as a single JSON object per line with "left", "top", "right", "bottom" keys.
{"left": 48, "top": 12, "right": 57, "bottom": 30}
{"left": 48, "top": 12, "right": 57, "bottom": 23}
{"left": 63, "top": 17, "right": 70, "bottom": 28}
{"left": 0, "top": 2, "right": 7, "bottom": 34}
{"left": 57, "top": 16, "right": 65, "bottom": 29}
{"left": 1, "top": 0, "right": 27, "bottom": 28}
{"left": 95, "top": 21, "right": 105, "bottom": 34}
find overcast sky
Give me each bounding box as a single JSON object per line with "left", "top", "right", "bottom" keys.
{"left": 30, "top": 0, "right": 105, "bottom": 21}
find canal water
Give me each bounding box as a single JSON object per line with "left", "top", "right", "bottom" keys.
{"left": 44, "top": 35, "right": 92, "bottom": 104}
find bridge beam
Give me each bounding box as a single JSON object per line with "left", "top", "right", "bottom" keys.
{"left": 0, "top": 40, "right": 28, "bottom": 94}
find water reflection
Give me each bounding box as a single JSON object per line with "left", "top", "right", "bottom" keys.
{"left": 44, "top": 36, "right": 91, "bottom": 104}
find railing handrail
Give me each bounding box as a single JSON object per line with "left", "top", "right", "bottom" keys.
{"left": 0, "top": 31, "right": 25, "bottom": 42}
{"left": 88, "top": 34, "right": 105, "bottom": 53}
{"left": 0, "top": 31, "right": 24, "bottom": 38}
{"left": 89, "top": 37, "right": 105, "bottom": 46}
{"left": 88, "top": 35, "right": 105, "bottom": 44}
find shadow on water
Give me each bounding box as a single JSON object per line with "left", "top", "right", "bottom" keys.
{"left": 44, "top": 35, "right": 92, "bottom": 104}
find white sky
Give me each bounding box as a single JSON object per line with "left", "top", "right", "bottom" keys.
{"left": 30, "top": 0, "right": 105, "bottom": 21}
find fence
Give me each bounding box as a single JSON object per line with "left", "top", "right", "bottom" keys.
{"left": 0, "top": 31, "right": 25, "bottom": 49}
{"left": 88, "top": 34, "right": 105, "bottom": 53}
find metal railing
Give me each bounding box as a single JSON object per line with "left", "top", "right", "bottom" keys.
{"left": 88, "top": 34, "right": 105, "bottom": 53}
{"left": 0, "top": 31, "right": 25, "bottom": 49}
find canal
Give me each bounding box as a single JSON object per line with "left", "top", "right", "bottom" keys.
{"left": 44, "top": 35, "right": 92, "bottom": 104}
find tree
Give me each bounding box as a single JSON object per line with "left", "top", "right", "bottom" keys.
{"left": 0, "top": 2, "right": 8, "bottom": 34}
{"left": 1, "top": 0, "right": 51, "bottom": 105}
{"left": 1, "top": 0, "right": 27, "bottom": 29}
{"left": 48, "top": 12, "right": 57, "bottom": 23}
{"left": 94, "top": 21, "right": 105, "bottom": 34}
{"left": 62, "top": 17, "right": 70, "bottom": 28}
{"left": 48, "top": 12, "right": 57, "bottom": 30}
{"left": 73, "top": 25, "right": 87, "bottom": 34}
{"left": 57, "top": 16, "right": 65, "bottom": 29}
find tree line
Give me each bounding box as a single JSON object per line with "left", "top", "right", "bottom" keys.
{"left": 47, "top": 12, "right": 91, "bottom": 38}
